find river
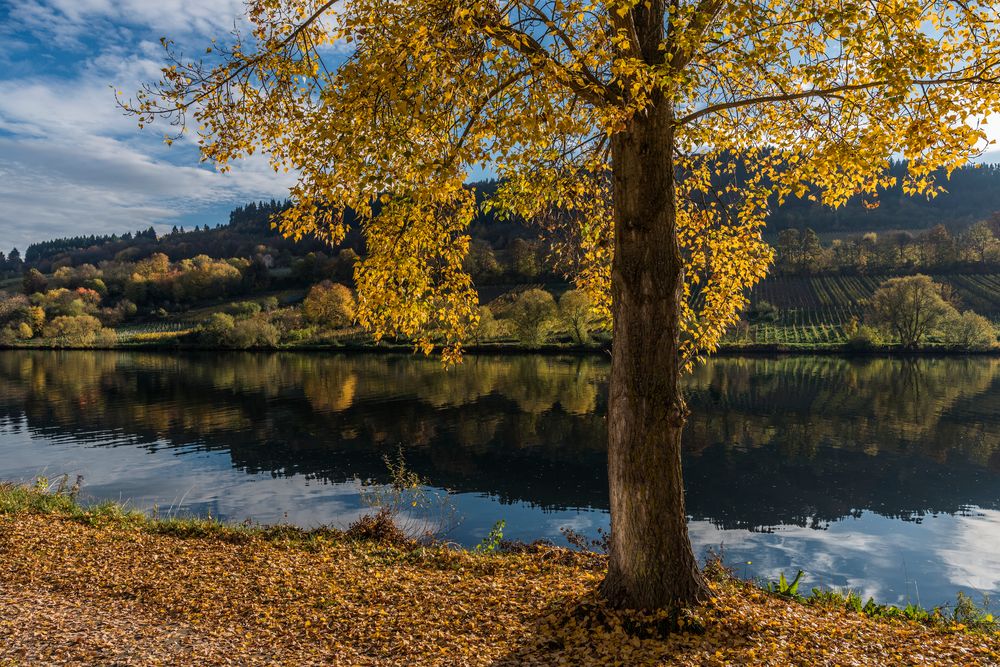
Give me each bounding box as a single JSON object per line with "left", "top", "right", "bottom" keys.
{"left": 1, "top": 350, "right": 998, "bottom": 608}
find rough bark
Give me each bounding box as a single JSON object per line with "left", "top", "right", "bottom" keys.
{"left": 599, "top": 94, "right": 710, "bottom": 610}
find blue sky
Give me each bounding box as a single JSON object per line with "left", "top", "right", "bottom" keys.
{"left": 0, "top": 0, "right": 296, "bottom": 255}
{"left": 2, "top": 2, "right": 1000, "bottom": 256}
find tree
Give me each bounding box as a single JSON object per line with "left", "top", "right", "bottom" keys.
{"left": 204, "top": 312, "right": 236, "bottom": 344}
{"left": 509, "top": 288, "right": 558, "bottom": 345}
{"left": 130, "top": 0, "right": 1000, "bottom": 610}
{"left": 243, "top": 255, "right": 271, "bottom": 291}
{"left": 7, "top": 248, "right": 22, "bottom": 273}
{"left": 867, "top": 275, "right": 958, "bottom": 348}
{"left": 961, "top": 221, "right": 998, "bottom": 263}
{"left": 42, "top": 315, "right": 105, "bottom": 346}
{"left": 776, "top": 229, "right": 802, "bottom": 273}
{"left": 559, "top": 289, "right": 596, "bottom": 344}
{"left": 800, "top": 229, "right": 826, "bottom": 273}
{"left": 920, "top": 224, "right": 956, "bottom": 267}
{"left": 510, "top": 238, "right": 541, "bottom": 279}
{"left": 302, "top": 281, "right": 356, "bottom": 328}
{"left": 22, "top": 268, "right": 48, "bottom": 296}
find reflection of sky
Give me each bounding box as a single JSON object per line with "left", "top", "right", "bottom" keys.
{"left": 3, "top": 416, "right": 997, "bottom": 610}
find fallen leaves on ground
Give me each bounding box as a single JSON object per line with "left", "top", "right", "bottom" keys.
{"left": 0, "top": 512, "right": 997, "bottom": 666}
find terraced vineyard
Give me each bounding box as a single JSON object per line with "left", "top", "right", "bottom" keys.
{"left": 732, "top": 274, "right": 1000, "bottom": 346}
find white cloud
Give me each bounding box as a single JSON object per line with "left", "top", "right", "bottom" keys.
{"left": 0, "top": 4, "right": 297, "bottom": 252}
{"left": 7, "top": 0, "right": 249, "bottom": 45}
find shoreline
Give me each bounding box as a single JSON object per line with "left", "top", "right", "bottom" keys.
{"left": 1, "top": 483, "right": 998, "bottom": 665}
{"left": 2, "top": 340, "right": 999, "bottom": 357}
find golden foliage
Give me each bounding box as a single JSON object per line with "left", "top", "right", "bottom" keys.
{"left": 125, "top": 0, "right": 1000, "bottom": 361}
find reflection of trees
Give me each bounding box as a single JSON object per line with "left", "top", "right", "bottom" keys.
{"left": 1, "top": 351, "right": 999, "bottom": 529}
{"left": 685, "top": 356, "right": 1000, "bottom": 467}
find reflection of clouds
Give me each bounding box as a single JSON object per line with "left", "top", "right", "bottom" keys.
{"left": 687, "top": 512, "right": 1000, "bottom": 607}
{"left": 549, "top": 513, "right": 600, "bottom": 535}
{"left": 0, "top": 424, "right": 368, "bottom": 530}
{"left": 937, "top": 510, "right": 1000, "bottom": 594}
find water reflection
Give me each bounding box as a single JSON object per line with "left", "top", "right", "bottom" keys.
{"left": 1, "top": 351, "right": 999, "bottom": 607}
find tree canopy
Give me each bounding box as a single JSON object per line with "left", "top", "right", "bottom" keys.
{"left": 126, "top": 0, "right": 1000, "bottom": 362}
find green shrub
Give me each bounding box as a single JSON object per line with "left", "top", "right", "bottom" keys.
{"left": 942, "top": 310, "right": 996, "bottom": 350}
{"left": 846, "top": 324, "right": 883, "bottom": 350}
{"left": 748, "top": 300, "right": 780, "bottom": 323}
{"left": 475, "top": 304, "right": 500, "bottom": 342}
{"left": 204, "top": 312, "right": 236, "bottom": 344}
{"left": 509, "top": 288, "right": 557, "bottom": 346}
{"left": 227, "top": 318, "right": 280, "bottom": 348}
{"left": 229, "top": 301, "right": 263, "bottom": 319}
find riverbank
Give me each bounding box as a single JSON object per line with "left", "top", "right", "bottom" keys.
{"left": 2, "top": 337, "right": 1000, "bottom": 357}
{"left": 1, "top": 484, "right": 997, "bottom": 665}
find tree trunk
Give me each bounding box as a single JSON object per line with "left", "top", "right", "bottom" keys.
{"left": 599, "top": 95, "right": 709, "bottom": 610}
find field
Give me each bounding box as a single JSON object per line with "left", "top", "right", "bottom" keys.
{"left": 734, "top": 274, "right": 1000, "bottom": 346}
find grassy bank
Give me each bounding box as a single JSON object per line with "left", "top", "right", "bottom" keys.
{"left": 1, "top": 483, "right": 998, "bottom": 665}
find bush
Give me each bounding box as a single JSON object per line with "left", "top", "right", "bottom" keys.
{"left": 96, "top": 328, "right": 118, "bottom": 347}
{"left": 229, "top": 301, "right": 262, "bottom": 319}
{"left": 16, "top": 322, "right": 33, "bottom": 340}
{"left": 42, "top": 315, "right": 105, "bottom": 346}
{"left": 942, "top": 311, "right": 996, "bottom": 350}
{"left": 204, "top": 312, "right": 236, "bottom": 344}
{"left": 303, "top": 281, "right": 356, "bottom": 328}
{"left": 475, "top": 304, "right": 500, "bottom": 342}
{"left": 846, "top": 324, "right": 884, "bottom": 350}
{"left": 748, "top": 300, "right": 780, "bottom": 323}
{"left": 509, "top": 288, "right": 558, "bottom": 346}
{"left": 227, "top": 318, "right": 280, "bottom": 349}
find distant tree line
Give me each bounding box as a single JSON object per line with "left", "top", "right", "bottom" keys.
{"left": 7, "top": 165, "right": 1000, "bottom": 284}
{"left": 768, "top": 161, "right": 1000, "bottom": 232}
{"left": 774, "top": 217, "right": 1000, "bottom": 276}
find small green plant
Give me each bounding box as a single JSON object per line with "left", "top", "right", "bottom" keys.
{"left": 475, "top": 519, "right": 506, "bottom": 553}
{"left": 952, "top": 591, "right": 995, "bottom": 628}
{"left": 358, "top": 448, "right": 459, "bottom": 543}
{"left": 799, "top": 585, "right": 999, "bottom": 632}
{"left": 766, "top": 570, "right": 804, "bottom": 598}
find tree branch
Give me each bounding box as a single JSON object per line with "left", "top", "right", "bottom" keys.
{"left": 475, "top": 10, "right": 619, "bottom": 107}
{"left": 676, "top": 73, "right": 1000, "bottom": 126}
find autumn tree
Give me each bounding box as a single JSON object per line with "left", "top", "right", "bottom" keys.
{"left": 867, "top": 275, "right": 958, "bottom": 347}
{"left": 128, "top": 0, "right": 1000, "bottom": 610}
{"left": 302, "top": 281, "right": 356, "bottom": 328}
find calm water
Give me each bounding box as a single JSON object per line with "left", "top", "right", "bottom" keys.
{"left": 1, "top": 350, "right": 998, "bottom": 608}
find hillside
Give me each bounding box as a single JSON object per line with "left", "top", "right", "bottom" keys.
{"left": 1, "top": 175, "right": 999, "bottom": 353}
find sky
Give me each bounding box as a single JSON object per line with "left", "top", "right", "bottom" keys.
{"left": 3, "top": 2, "right": 1000, "bottom": 256}
{"left": 0, "top": 0, "right": 297, "bottom": 254}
